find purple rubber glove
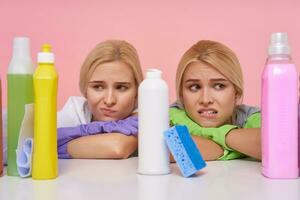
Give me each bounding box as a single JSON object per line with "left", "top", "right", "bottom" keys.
{"left": 57, "top": 116, "right": 138, "bottom": 158}
{"left": 101, "top": 116, "right": 138, "bottom": 135}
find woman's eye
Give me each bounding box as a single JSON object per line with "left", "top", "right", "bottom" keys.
{"left": 214, "top": 83, "right": 226, "bottom": 90}
{"left": 188, "top": 84, "right": 200, "bottom": 92}
{"left": 92, "top": 85, "right": 104, "bottom": 90}
{"left": 116, "top": 85, "right": 128, "bottom": 91}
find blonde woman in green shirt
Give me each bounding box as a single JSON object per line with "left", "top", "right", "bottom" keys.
{"left": 170, "top": 40, "right": 261, "bottom": 161}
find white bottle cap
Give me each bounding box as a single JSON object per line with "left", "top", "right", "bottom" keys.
{"left": 38, "top": 44, "right": 55, "bottom": 63}
{"left": 268, "top": 32, "right": 291, "bottom": 55}
{"left": 8, "top": 37, "right": 34, "bottom": 74}
{"left": 146, "top": 68, "right": 162, "bottom": 78}
{"left": 12, "top": 37, "right": 31, "bottom": 58}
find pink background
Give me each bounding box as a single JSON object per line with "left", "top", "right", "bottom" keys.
{"left": 1, "top": 0, "right": 299, "bottom": 109}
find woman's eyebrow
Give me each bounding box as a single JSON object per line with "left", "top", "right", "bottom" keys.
{"left": 115, "top": 82, "right": 131, "bottom": 85}
{"left": 210, "top": 78, "right": 228, "bottom": 82}
{"left": 88, "top": 81, "right": 132, "bottom": 85}
{"left": 185, "top": 78, "right": 228, "bottom": 82}
{"left": 185, "top": 79, "right": 200, "bottom": 83}
{"left": 88, "top": 80, "right": 105, "bottom": 84}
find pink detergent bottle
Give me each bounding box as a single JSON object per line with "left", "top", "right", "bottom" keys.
{"left": 299, "top": 102, "right": 300, "bottom": 175}
{"left": 262, "top": 32, "right": 299, "bottom": 179}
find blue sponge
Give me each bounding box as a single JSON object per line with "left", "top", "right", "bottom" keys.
{"left": 164, "top": 125, "right": 206, "bottom": 177}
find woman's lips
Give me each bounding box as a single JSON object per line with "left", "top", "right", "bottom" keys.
{"left": 100, "top": 108, "right": 116, "bottom": 116}
{"left": 198, "top": 109, "right": 218, "bottom": 119}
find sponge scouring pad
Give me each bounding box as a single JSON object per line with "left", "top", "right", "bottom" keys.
{"left": 164, "top": 125, "right": 206, "bottom": 177}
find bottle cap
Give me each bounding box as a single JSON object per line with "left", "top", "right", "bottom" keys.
{"left": 268, "top": 32, "right": 291, "bottom": 55}
{"left": 38, "top": 44, "right": 55, "bottom": 63}
{"left": 13, "top": 37, "right": 31, "bottom": 58}
{"left": 8, "top": 37, "right": 34, "bottom": 74}
{"left": 146, "top": 68, "right": 162, "bottom": 78}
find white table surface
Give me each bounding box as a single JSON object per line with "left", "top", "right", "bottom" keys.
{"left": 0, "top": 158, "right": 299, "bottom": 200}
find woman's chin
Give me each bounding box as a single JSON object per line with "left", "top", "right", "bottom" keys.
{"left": 197, "top": 120, "right": 221, "bottom": 128}
{"left": 92, "top": 115, "right": 118, "bottom": 122}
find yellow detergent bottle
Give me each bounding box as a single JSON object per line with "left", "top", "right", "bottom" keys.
{"left": 32, "top": 44, "right": 58, "bottom": 180}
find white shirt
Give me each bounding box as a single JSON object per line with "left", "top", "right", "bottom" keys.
{"left": 57, "top": 96, "right": 92, "bottom": 128}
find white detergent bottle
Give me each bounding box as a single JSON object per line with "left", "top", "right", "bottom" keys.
{"left": 138, "top": 69, "right": 170, "bottom": 175}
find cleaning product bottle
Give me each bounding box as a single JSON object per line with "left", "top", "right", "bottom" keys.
{"left": 32, "top": 44, "right": 58, "bottom": 179}
{"left": 298, "top": 102, "right": 300, "bottom": 175}
{"left": 0, "top": 76, "right": 3, "bottom": 176}
{"left": 138, "top": 69, "right": 170, "bottom": 175}
{"left": 7, "top": 37, "right": 34, "bottom": 176}
{"left": 261, "top": 32, "right": 299, "bottom": 179}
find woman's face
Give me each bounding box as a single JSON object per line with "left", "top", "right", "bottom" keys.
{"left": 181, "top": 61, "right": 237, "bottom": 127}
{"left": 86, "top": 60, "right": 137, "bottom": 121}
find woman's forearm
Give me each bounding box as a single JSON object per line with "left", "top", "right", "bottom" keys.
{"left": 191, "top": 135, "right": 224, "bottom": 161}
{"left": 67, "top": 133, "right": 138, "bottom": 159}
{"left": 226, "top": 128, "right": 261, "bottom": 160}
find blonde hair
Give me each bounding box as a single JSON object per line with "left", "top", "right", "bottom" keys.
{"left": 176, "top": 40, "right": 243, "bottom": 104}
{"left": 79, "top": 40, "right": 143, "bottom": 96}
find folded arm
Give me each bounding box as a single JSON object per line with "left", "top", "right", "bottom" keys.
{"left": 192, "top": 136, "right": 224, "bottom": 161}
{"left": 57, "top": 116, "right": 139, "bottom": 159}
{"left": 226, "top": 128, "right": 261, "bottom": 160}
{"left": 67, "top": 133, "right": 138, "bottom": 159}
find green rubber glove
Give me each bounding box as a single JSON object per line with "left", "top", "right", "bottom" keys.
{"left": 169, "top": 107, "right": 202, "bottom": 134}
{"left": 219, "top": 149, "right": 246, "bottom": 160}
{"left": 197, "top": 125, "right": 238, "bottom": 150}
{"left": 169, "top": 107, "right": 237, "bottom": 150}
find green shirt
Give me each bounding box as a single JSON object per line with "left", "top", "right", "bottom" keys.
{"left": 169, "top": 105, "right": 261, "bottom": 160}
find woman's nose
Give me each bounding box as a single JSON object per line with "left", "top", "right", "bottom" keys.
{"left": 104, "top": 89, "right": 117, "bottom": 107}
{"left": 199, "top": 88, "right": 214, "bottom": 106}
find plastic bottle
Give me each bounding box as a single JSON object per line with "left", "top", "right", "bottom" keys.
{"left": 298, "top": 103, "right": 300, "bottom": 176}
{"left": 138, "top": 69, "right": 170, "bottom": 175}
{"left": 0, "top": 76, "right": 3, "bottom": 176}
{"left": 32, "top": 44, "right": 58, "bottom": 179}
{"left": 7, "top": 37, "right": 34, "bottom": 176}
{"left": 261, "top": 32, "right": 299, "bottom": 179}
